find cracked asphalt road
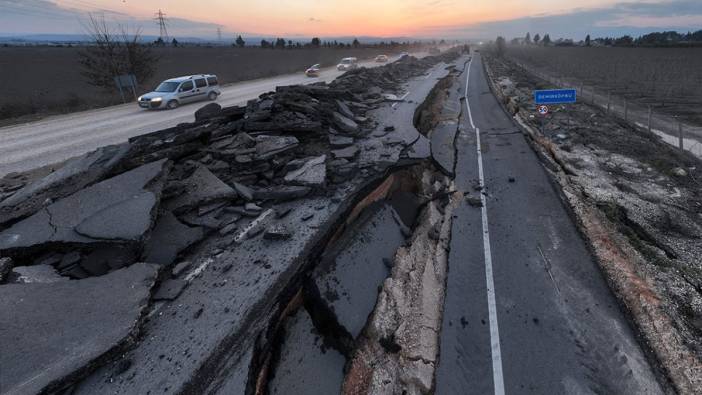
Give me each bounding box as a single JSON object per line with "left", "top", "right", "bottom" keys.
{"left": 435, "top": 53, "right": 663, "bottom": 394}
{"left": 68, "top": 60, "right": 450, "bottom": 395}
{"left": 0, "top": 54, "right": 418, "bottom": 177}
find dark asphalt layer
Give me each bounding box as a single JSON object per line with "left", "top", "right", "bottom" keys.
{"left": 436, "top": 53, "right": 662, "bottom": 394}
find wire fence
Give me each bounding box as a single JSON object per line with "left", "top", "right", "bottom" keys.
{"left": 510, "top": 60, "right": 702, "bottom": 159}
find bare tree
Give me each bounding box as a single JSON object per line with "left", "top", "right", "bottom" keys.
{"left": 78, "top": 14, "right": 157, "bottom": 91}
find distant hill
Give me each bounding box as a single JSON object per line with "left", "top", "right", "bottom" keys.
{"left": 0, "top": 33, "right": 209, "bottom": 44}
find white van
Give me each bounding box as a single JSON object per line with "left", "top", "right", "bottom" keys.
{"left": 138, "top": 74, "right": 221, "bottom": 110}
{"left": 337, "top": 57, "right": 358, "bottom": 71}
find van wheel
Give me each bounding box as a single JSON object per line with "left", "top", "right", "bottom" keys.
{"left": 208, "top": 92, "right": 218, "bottom": 101}
{"left": 166, "top": 100, "right": 179, "bottom": 109}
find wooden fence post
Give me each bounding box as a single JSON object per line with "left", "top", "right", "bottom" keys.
{"left": 678, "top": 121, "right": 684, "bottom": 152}
{"left": 647, "top": 106, "right": 652, "bottom": 133}
{"left": 607, "top": 92, "right": 611, "bottom": 113}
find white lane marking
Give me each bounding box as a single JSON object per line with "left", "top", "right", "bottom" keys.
{"left": 464, "top": 58, "right": 476, "bottom": 130}
{"left": 183, "top": 208, "right": 273, "bottom": 283}
{"left": 234, "top": 208, "right": 273, "bottom": 243}
{"left": 392, "top": 91, "right": 411, "bottom": 108}
{"left": 392, "top": 92, "right": 409, "bottom": 108}
{"left": 185, "top": 257, "right": 214, "bottom": 282}
{"left": 464, "top": 55, "right": 506, "bottom": 395}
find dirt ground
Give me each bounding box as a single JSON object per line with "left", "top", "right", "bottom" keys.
{"left": 485, "top": 53, "right": 702, "bottom": 393}
{"left": 506, "top": 46, "right": 702, "bottom": 126}
{"left": 0, "top": 46, "right": 401, "bottom": 121}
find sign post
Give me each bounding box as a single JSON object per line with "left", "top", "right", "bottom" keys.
{"left": 114, "top": 74, "right": 138, "bottom": 104}
{"left": 533, "top": 88, "right": 577, "bottom": 135}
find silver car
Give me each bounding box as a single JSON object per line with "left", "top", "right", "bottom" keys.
{"left": 337, "top": 57, "right": 358, "bottom": 71}
{"left": 138, "top": 74, "right": 221, "bottom": 110}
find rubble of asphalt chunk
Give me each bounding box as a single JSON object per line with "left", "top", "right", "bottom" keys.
{"left": 0, "top": 51, "right": 462, "bottom": 394}
{"left": 254, "top": 135, "right": 300, "bottom": 160}
{"left": 283, "top": 155, "right": 327, "bottom": 186}
{"left": 163, "top": 165, "right": 236, "bottom": 214}
{"left": 0, "top": 263, "right": 159, "bottom": 395}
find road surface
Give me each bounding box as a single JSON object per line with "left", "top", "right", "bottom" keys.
{"left": 0, "top": 55, "right": 412, "bottom": 177}
{"left": 435, "top": 53, "right": 662, "bottom": 394}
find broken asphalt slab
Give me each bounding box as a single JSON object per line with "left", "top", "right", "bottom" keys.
{"left": 163, "top": 165, "right": 236, "bottom": 214}
{"left": 310, "top": 201, "right": 408, "bottom": 340}
{"left": 267, "top": 308, "right": 346, "bottom": 394}
{"left": 252, "top": 186, "right": 311, "bottom": 202}
{"left": 0, "top": 159, "right": 169, "bottom": 254}
{"left": 331, "top": 145, "right": 360, "bottom": 160}
{"left": 142, "top": 211, "right": 204, "bottom": 266}
{"left": 0, "top": 143, "right": 130, "bottom": 226}
{"left": 430, "top": 123, "right": 458, "bottom": 177}
{"left": 329, "top": 135, "right": 355, "bottom": 148}
{"left": 153, "top": 279, "right": 188, "bottom": 301}
{"left": 0, "top": 263, "right": 160, "bottom": 395}
{"left": 283, "top": 155, "right": 327, "bottom": 187}
{"left": 333, "top": 112, "right": 360, "bottom": 135}
{"left": 254, "top": 135, "right": 299, "bottom": 160}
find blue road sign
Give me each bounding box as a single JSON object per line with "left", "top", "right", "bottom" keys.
{"left": 534, "top": 89, "right": 576, "bottom": 104}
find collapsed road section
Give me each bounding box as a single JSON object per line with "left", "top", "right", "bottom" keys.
{"left": 0, "top": 51, "right": 463, "bottom": 394}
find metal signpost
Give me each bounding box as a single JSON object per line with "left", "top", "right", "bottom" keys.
{"left": 114, "top": 74, "right": 138, "bottom": 104}
{"left": 534, "top": 88, "right": 577, "bottom": 135}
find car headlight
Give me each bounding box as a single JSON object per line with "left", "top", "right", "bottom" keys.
{"left": 151, "top": 97, "right": 162, "bottom": 102}
{"left": 138, "top": 96, "right": 143, "bottom": 101}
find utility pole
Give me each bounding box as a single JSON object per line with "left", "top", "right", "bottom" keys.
{"left": 155, "top": 9, "right": 169, "bottom": 43}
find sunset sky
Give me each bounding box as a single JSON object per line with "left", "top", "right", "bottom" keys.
{"left": 2, "top": 0, "right": 702, "bottom": 39}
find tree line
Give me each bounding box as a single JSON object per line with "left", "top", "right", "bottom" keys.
{"left": 508, "top": 29, "right": 702, "bottom": 48}
{"left": 234, "top": 35, "right": 435, "bottom": 50}
{"left": 592, "top": 30, "right": 702, "bottom": 47}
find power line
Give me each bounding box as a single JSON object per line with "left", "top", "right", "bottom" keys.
{"left": 58, "top": 0, "right": 124, "bottom": 15}
{"left": 2, "top": 1, "right": 123, "bottom": 22}
{"left": 154, "top": 9, "right": 168, "bottom": 42}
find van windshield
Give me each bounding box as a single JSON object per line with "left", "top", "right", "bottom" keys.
{"left": 341, "top": 59, "right": 353, "bottom": 64}
{"left": 154, "top": 82, "right": 180, "bottom": 92}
